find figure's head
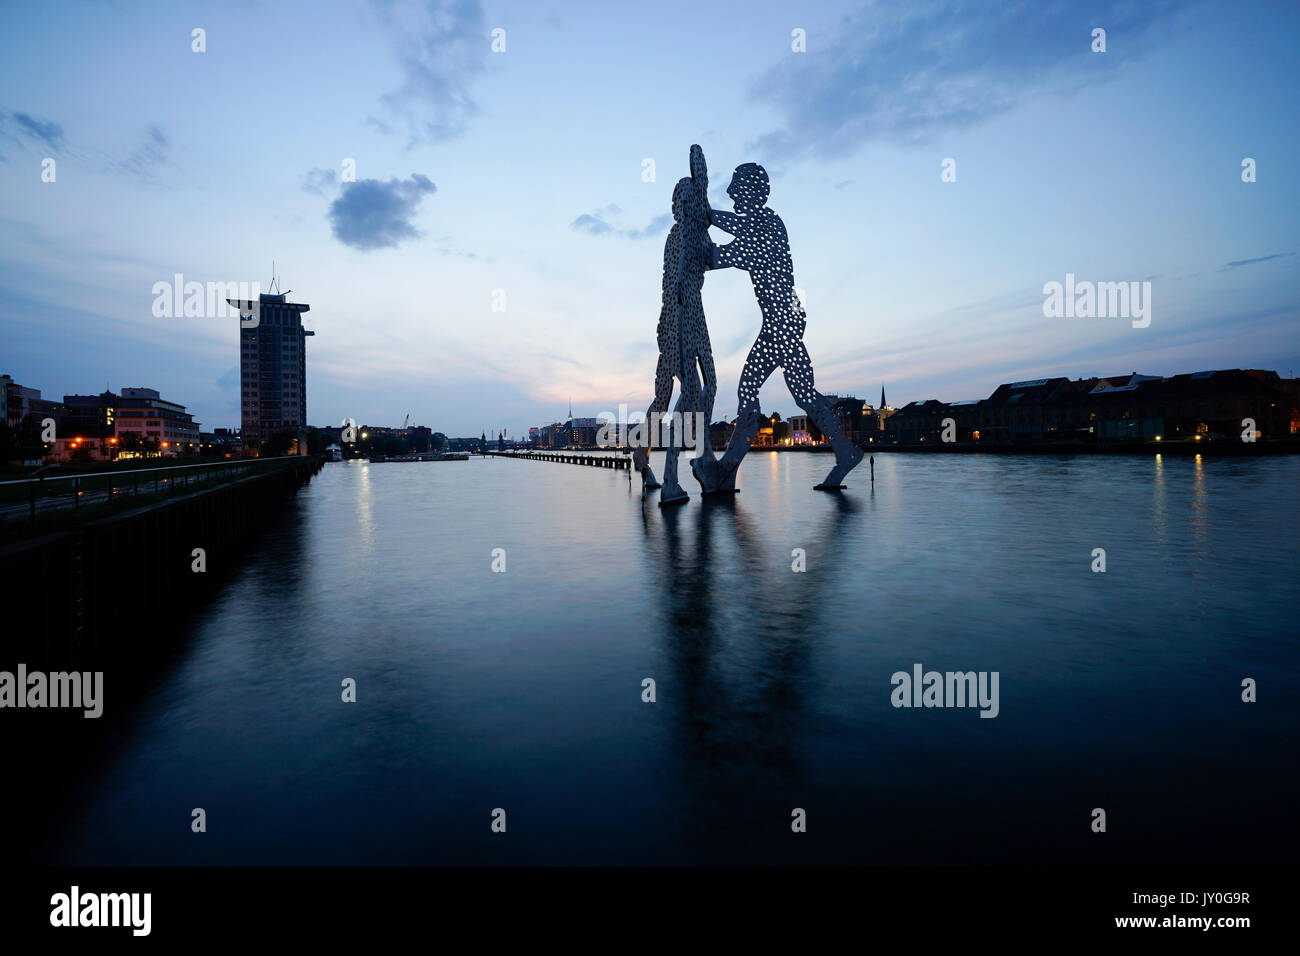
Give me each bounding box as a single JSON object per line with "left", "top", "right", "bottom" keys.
{"left": 727, "top": 163, "right": 769, "bottom": 214}
{"left": 672, "top": 177, "right": 703, "bottom": 223}
{"left": 671, "top": 178, "right": 691, "bottom": 222}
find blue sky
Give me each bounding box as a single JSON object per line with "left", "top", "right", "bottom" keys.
{"left": 1, "top": 0, "right": 1297, "bottom": 436}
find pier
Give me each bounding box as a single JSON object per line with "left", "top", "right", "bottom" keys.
{"left": 483, "top": 450, "right": 631, "bottom": 470}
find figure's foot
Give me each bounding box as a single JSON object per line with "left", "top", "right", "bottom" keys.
{"left": 817, "top": 443, "right": 864, "bottom": 489}
{"left": 659, "top": 480, "right": 689, "bottom": 507}
{"left": 690, "top": 454, "right": 719, "bottom": 493}
{"left": 704, "top": 458, "right": 740, "bottom": 494}
{"left": 641, "top": 464, "right": 662, "bottom": 489}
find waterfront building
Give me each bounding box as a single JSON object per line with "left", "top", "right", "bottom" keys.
{"left": 61, "top": 391, "right": 119, "bottom": 439}
{"left": 882, "top": 368, "right": 1299, "bottom": 444}
{"left": 114, "top": 387, "right": 201, "bottom": 456}
{"left": 201, "top": 428, "right": 242, "bottom": 457}
{"left": 228, "top": 291, "right": 314, "bottom": 452}
{"left": 2, "top": 374, "right": 58, "bottom": 429}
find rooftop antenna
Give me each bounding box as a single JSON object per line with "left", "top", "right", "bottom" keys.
{"left": 268, "top": 260, "right": 284, "bottom": 296}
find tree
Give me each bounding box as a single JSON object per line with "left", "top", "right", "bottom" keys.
{"left": 118, "top": 430, "right": 145, "bottom": 456}
{"left": 432, "top": 432, "right": 447, "bottom": 452}
{"left": 306, "top": 426, "right": 325, "bottom": 455}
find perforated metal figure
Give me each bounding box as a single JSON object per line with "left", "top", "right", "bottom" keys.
{"left": 692, "top": 162, "right": 863, "bottom": 492}
{"left": 633, "top": 145, "right": 717, "bottom": 503}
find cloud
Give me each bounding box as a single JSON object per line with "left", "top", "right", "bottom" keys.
{"left": 120, "top": 126, "right": 170, "bottom": 178}
{"left": 327, "top": 173, "right": 437, "bottom": 250}
{"left": 571, "top": 213, "right": 614, "bottom": 236}
{"left": 749, "top": 0, "right": 1195, "bottom": 161}
{"left": 302, "top": 167, "right": 339, "bottom": 195}
{"left": 370, "top": 0, "right": 489, "bottom": 146}
{"left": 570, "top": 207, "right": 671, "bottom": 240}
{"left": 6, "top": 111, "right": 65, "bottom": 151}
{"left": 1221, "top": 252, "right": 1294, "bottom": 271}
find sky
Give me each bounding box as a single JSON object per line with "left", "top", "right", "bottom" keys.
{"left": 1, "top": 0, "right": 1298, "bottom": 437}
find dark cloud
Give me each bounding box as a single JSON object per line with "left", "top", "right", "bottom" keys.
{"left": 327, "top": 173, "right": 437, "bottom": 250}
{"left": 749, "top": 0, "right": 1195, "bottom": 161}
{"left": 1221, "top": 252, "right": 1294, "bottom": 271}
{"left": 302, "top": 167, "right": 339, "bottom": 195}
{"left": 570, "top": 207, "right": 671, "bottom": 240}
{"left": 370, "top": 0, "right": 489, "bottom": 146}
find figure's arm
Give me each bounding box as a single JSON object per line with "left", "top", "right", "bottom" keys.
{"left": 710, "top": 238, "right": 743, "bottom": 270}
{"left": 709, "top": 208, "right": 742, "bottom": 235}
{"left": 689, "top": 144, "right": 708, "bottom": 197}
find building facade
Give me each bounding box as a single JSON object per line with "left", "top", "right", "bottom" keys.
{"left": 230, "top": 291, "right": 314, "bottom": 450}
{"left": 883, "top": 369, "right": 1299, "bottom": 444}
{"left": 114, "top": 386, "right": 201, "bottom": 455}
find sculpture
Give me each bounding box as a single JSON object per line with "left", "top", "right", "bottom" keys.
{"left": 632, "top": 145, "right": 717, "bottom": 505}
{"left": 692, "top": 161, "right": 863, "bottom": 492}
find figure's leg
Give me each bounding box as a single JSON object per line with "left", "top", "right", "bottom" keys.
{"left": 693, "top": 349, "right": 717, "bottom": 463}
{"left": 783, "top": 341, "right": 863, "bottom": 488}
{"left": 660, "top": 376, "right": 691, "bottom": 505}
{"left": 635, "top": 351, "right": 675, "bottom": 488}
{"left": 702, "top": 334, "right": 779, "bottom": 492}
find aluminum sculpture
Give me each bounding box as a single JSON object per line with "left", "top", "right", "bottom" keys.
{"left": 633, "top": 145, "right": 717, "bottom": 505}
{"left": 634, "top": 147, "right": 862, "bottom": 500}
{"left": 691, "top": 160, "right": 863, "bottom": 493}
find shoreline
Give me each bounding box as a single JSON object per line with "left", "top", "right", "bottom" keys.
{"left": 519, "top": 441, "right": 1299, "bottom": 457}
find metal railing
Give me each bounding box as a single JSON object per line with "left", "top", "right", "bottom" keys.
{"left": 0, "top": 456, "right": 308, "bottom": 526}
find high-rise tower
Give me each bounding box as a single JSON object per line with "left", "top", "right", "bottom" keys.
{"left": 228, "top": 291, "right": 314, "bottom": 450}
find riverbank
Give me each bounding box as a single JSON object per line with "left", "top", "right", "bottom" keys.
{"left": 2, "top": 454, "right": 324, "bottom": 659}
{"left": 2, "top": 454, "right": 324, "bottom": 863}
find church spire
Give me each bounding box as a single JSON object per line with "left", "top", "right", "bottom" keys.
{"left": 880, "top": 385, "right": 887, "bottom": 409}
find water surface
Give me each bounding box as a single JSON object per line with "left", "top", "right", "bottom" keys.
{"left": 47, "top": 452, "right": 1300, "bottom": 864}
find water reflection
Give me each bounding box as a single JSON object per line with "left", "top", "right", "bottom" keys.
{"left": 644, "top": 492, "right": 859, "bottom": 841}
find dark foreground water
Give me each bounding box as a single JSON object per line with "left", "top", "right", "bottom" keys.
{"left": 46, "top": 452, "right": 1300, "bottom": 865}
